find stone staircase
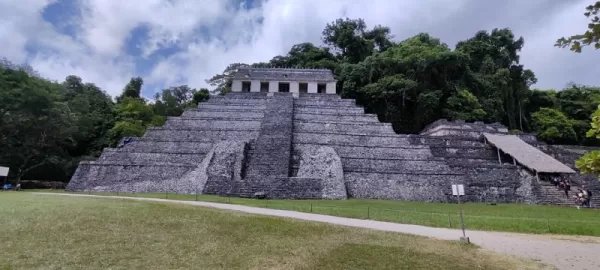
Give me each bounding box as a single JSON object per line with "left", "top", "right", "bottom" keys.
{"left": 228, "top": 93, "right": 296, "bottom": 197}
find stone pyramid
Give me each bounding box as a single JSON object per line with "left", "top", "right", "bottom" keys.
{"left": 68, "top": 92, "right": 599, "bottom": 204}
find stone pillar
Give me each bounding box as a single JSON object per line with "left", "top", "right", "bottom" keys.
{"left": 232, "top": 80, "right": 242, "bottom": 92}
{"left": 308, "top": 82, "right": 318, "bottom": 93}
{"left": 269, "top": 81, "right": 278, "bottom": 92}
{"left": 290, "top": 82, "right": 299, "bottom": 93}
{"left": 250, "top": 80, "right": 260, "bottom": 92}
{"left": 326, "top": 82, "right": 336, "bottom": 94}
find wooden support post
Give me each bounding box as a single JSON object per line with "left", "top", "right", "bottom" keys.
{"left": 497, "top": 148, "right": 502, "bottom": 164}
{"left": 512, "top": 157, "right": 516, "bottom": 165}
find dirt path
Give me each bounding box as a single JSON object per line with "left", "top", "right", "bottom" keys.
{"left": 38, "top": 193, "right": 600, "bottom": 270}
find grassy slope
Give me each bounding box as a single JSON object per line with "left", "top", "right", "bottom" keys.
{"left": 47, "top": 190, "right": 600, "bottom": 236}
{"left": 0, "top": 193, "right": 540, "bottom": 270}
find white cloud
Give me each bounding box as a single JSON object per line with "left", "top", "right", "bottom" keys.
{"left": 0, "top": 0, "right": 598, "bottom": 98}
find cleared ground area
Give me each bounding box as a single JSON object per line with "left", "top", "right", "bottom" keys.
{"left": 0, "top": 193, "right": 541, "bottom": 270}
{"left": 38, "top": 190, "right": 600, "bottom": 236}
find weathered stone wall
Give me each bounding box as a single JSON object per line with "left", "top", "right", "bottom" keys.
{"left": 296, "top": 145, "right": 346, "bottom": 199}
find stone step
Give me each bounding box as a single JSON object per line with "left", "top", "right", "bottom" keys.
{"left": 294, "top": 143, "right": 433, "bottom": 160}
{"left": 98, "top": 151, "right": 205, "bottom": 165}
{"left": 223, "top": 92, "right": 269, "bottom": 99}
{"left": 163, "top": 119, "right": 261, "bottom": 130}
{"left": 294, "top": 122, "right": 395, "bottom": 135}
{"left": 297, "top": 93, "right": 341, "bottom": 99}
{"left": 70, "top": 162, "right": 194, "bottom": 189}
{"left": 182, "top": 110, "right": 263, "bottom": 119}
{"left": 196, "top": 104, "right": 267, "bottom": 111}
{"left": 111, "top": 141, "right": 213, "bottom": 154}
{"left": 342, "top": 158, "right": 450, "bottom": 172}
{"left": 430, "top": 146, "right": 497, "bottom": 160}
{"left": 143, "top": 129, "right": 259, "bottom": 141}
{"left": 294, "top": 113, "right": 379, "bottom": 123}
{"left": 293, "top": 132, "right": 489, "bottom": 148}
{"left": 294, "top": 107, "right": 365, "bottom": 115}
{"left": 204, "top": 98, "right": 267, "bottom": 105}
{"left": 294, "top": 99, "right": 355, "bottom": 107}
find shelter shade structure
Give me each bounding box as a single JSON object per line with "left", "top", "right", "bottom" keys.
{"left": 232, "top": 68, "right": 337, "bottom": 95}
{"left": 483, "top": 133, "right": 575, "bottom": 174}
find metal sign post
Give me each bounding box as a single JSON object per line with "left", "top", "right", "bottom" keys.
{"left": 452, "top": 184, "right": 469, "bottom": 243}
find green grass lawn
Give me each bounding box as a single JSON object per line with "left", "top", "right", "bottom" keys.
{"left": 0, "top": 193, "right": 540, "bottom": 270}
{"left": 28, "top": 189, "right": 600, "bottom": 236}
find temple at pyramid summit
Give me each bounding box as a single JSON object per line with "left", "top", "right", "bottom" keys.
{"left": 68, "top": 68, "right": 600, "bottom": 206}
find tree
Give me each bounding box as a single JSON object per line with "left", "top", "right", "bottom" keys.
{"left": 456, "top": 29, "right": 536, "bottom": 129}
{"left": 556, "top": 1, "right": 600, "bottom": 52}
{"left": 0, "top": 67, "right": 75, "bottom": 182}
{"left": 108, "top": 97, "right": 158, "bottom": 145}
{"left": 531, "top": 108, "right": 577, "bottom": 144}
{"left": 576, "top": 105, "right": 600, "bottom": 178}
{"left": 116, "top": 77, "right": 143, "bottom": 102}
{"left": 363, "top": 25, "right": 394, "bottom": 52}
{"left": 193, "top": 88, "right": 210, "bottom": 105}
{"left": 261, "top": 43, "right": 339, "bottom": 70}
{"left": 153, "top": 85, "right": 198, "bottom": 117}
{"left": 206, "top": 63, "right": 249, "bottom": 95}
{"left": 322, "top": 18, "right": 374, "bottom": 63}
{"left": 62, "top": 75, "right": 115, "bottom": 158}
{"left": 339, "top": 33, "right": 468, "bottom": 132}
{"left": 444, "top": 89, "right": 486, "bottom": 121}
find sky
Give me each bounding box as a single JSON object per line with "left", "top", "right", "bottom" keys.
{"left": 0, "top": 0, "right": 599, "bottom": 98}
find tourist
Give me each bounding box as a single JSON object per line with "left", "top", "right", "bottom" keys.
{"left": 586, "top": 188, "right": 593, "bottom": 208}
{"left": 563, "top": 179, "right": 571, "bottom": 198}
{"left": 552, "top": 177, "right": 560, "bottom": 187}
{"left": 581, "top": 186, "right": 590, "bottom": 208}
{"left": 574, "top": 189, "right": 585, "bottom": 209}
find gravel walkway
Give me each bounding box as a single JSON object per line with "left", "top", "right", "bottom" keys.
{"left": 39, "top": 193, "right": 600, "bottom": 270}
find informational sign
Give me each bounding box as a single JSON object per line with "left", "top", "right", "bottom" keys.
{"left": 0, "top": 166, "right": 9, "bottom": 177}
{"left": 451, "top": 184, "right": 465, "bottom": 196}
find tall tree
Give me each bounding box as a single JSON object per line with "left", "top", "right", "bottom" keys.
{"left": 206, "top": 63, "right": 249, "bottom": 95}
{"left": 556, "top": 1, "right": 600, "bottom": 52}
{"left": 0, "top": 67, "right": 75, "bottom": 182}
{"left": 116, "top": 77, "right": 143, "bottom": 102}
{"left": 322, "top": 18, "right": 374, "bottom": 63}
{"left": 456, "top": 29, "right": 536, "bottom": 129}
{"left": 153, "top": 85, "right": 202, "bottom": 116}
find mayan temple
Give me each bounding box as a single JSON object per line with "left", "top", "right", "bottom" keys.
{"left": 67, "top": 68, "right": 599, "bottom": 206}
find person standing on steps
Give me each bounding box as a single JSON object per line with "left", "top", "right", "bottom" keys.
{"left": 585, "top": 187, "right": 592, "bottom": 208}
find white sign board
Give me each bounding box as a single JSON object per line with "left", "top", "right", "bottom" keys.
{"left": 0, "top": 166, "right": 9, "bottom": 177}
{"left": 452, "top": 184, "right": 465, "bottom": 196}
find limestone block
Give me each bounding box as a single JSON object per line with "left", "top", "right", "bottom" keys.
{"left": 232, "top": 80, "right": 242, "bottom": 92}
{"left": 297, "top": 145, "right": 346, "bottom": 199}
{"left": 326, "top": 82, "right": 336, "bottom": 94}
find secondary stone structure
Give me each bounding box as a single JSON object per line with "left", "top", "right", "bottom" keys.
{"left": 231, "top": 68, "right": 337, "bottom": 94}
{"left": 68, "top": 68, "right": 599, "bottom": 206}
